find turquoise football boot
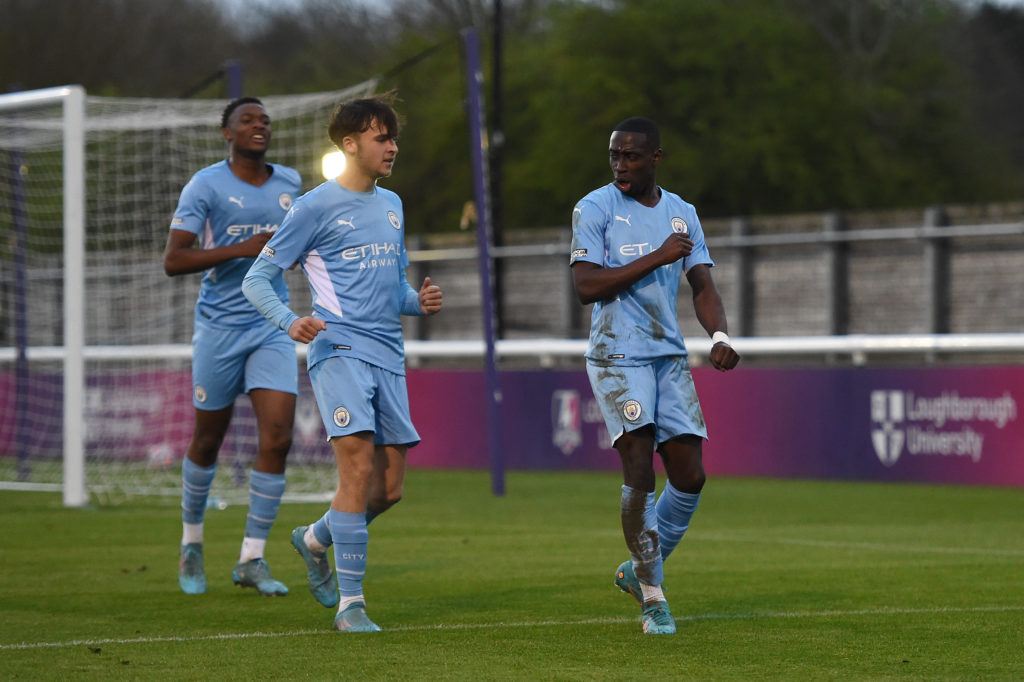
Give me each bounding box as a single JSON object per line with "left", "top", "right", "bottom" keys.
{"left": 614, "top": 560, "right": 642, "bottom": 606}
{"left": 641, "top": 600, "right": 676, "bottom": 635}
{"left": 231, "top": 557, "right": 289, "bottom": 596}
{"left": 333, "top": 602, "right": 381, "bottom": 632}
{"left": 291, "top": 526, "right": 339, "bottom": 608}
{"left": 179, "top": 542, "right": 206, "bottom": 595}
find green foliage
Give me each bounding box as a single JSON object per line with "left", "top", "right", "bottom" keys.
{"left": 1, "top": 471, "right": 1023, "bottom": 679}
{"left": 2, "top": 0, "right": 1023, "bottom": 230}
{"left": 502, "top": 0, "right": 1024, "bottom": 222}
{"left": 380, "top": 36, "right": 475, "bottom": 234}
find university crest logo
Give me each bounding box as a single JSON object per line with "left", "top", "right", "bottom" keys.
{"left": 870, "top": 390, "right": 905, "bottom": 466}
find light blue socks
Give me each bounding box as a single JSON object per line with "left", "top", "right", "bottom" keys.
{"left": 656, "top": 481, "right": 701, "bottom": 560}
{"left": 329, "top": 509, "right": 369, "bottom": 598}
{"left": 311, "top": 507, "right": 380, "bottom": 549}
{"left": 245, "top": 470, "right": 286, "bottom": 540}
{"left": 621, "top": 485, "right": 664, "bottom": 586}
{"left": 181, "top": 458, "right": 217, "bottom": 525}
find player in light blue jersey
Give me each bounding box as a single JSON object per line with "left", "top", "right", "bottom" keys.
{"left": 242, "top": 96, "right": 442, "bottom": 632}
{"left": 570, "top": 117, "right": 741, "bottom": 635}
{"left": 163, "top": 97, "right": 301, "bottom": 598}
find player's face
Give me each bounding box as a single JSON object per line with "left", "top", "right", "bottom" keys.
{"left": 608, "top": 131, "right": 661, "bottom": 200}
{"left": 224, "top": 103, "right": 271, "bottom": 159}
{"left": 347, "top": 119, "right": 398, "bottom": 180}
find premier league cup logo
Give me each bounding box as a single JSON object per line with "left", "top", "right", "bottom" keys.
{"left": 551, "top": 390, "right": 582, "bottom": 456}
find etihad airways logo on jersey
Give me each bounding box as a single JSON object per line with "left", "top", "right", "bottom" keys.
{"left": 342, "top": 241, "right": 401, "bottom": 269}
{"left": 227, "top": 223, "right": 278, "bottom": 237}
{"left": 619, "top": 242, "right": 654, "bottom": 257}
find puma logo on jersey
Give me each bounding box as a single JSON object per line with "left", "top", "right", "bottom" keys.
{"left": 337, "top": 217, "right": 357, "bottom": 229}
{"left": 228, "top": 196, "right": 244, "bottom": 208}
{"left": 614, "top": 214, "right": 632, "bottom": 227}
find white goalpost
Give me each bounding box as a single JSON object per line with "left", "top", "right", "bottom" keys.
{"left": 0, "top": 86, "right": 86, "bottom": 505}
{"left": 0, "top": 82, "right": 375, "bottom": 506}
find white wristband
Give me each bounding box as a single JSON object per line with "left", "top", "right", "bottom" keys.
{"left": 711, "top": 331, "right": 731, "bottom": 346}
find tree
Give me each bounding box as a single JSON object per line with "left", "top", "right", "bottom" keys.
{"left": 0, "top": 0, "right": 238, "bottom": 96}
{"left": 2, "top": 0, "right": 1022, "bottom": 229}
{"left": 497, "top": 0, "right": 1022, "bottom": 225}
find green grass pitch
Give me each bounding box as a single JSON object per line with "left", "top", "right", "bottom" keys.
{"left": 1, "top": 470, "right": 1022, "bottom": 680}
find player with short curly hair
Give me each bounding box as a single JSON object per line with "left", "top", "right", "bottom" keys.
{"left": 163, "top": 96, "right": 302, "bottom": 597}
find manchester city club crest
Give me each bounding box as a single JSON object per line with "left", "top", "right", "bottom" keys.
{"left": 333, "top": 406, "right": 351, "bottom": 428}
{"left": 279, "top": 193, "right": 293, "bottom": 211}
{"left": 194, "top": 385, "right": 207, "bottom": 403}
{"left": 671, "top": 217, "right": 688, "bottom": 235}
{"left": 622, "top": 399, "right": 643, "bottom": 422}
{"left": 387, "top": 210, "right": 401, "bottom": 229}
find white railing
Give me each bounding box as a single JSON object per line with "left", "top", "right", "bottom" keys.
{"left": 4, "top": 333, "right": 1024, "bottom": 364}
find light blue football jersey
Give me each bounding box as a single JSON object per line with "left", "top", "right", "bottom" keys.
{"left": 570, "top": 184, "right": 714, "bottom": 365}
{"left": 170, "top": 160, "right": 300, "bottom": 325}
{"left": 255, "top": 180, "right": 419, "bottom": 374}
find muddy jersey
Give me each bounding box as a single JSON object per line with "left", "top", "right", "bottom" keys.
{"left": 570, "top": 183, "right": 713, "bottom": 365}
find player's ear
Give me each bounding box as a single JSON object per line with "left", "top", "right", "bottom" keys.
{"left": 341, "top": 135, "right": 358, "bottom": 155}
{"left": 652, "top": 147, "right": 663, "bottom": 164}
{"left": 221, "top": 127, "right": 232, "bottom": 144}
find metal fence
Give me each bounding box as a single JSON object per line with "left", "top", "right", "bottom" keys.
{"left": 3, "top": 204, "right": 1024, "bottom": 366}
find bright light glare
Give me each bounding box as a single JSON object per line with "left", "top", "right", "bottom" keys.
{"left": 321, "top": 151, "right": 346, "bottom": 179}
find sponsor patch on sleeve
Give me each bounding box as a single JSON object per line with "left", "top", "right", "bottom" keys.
{"left": 261, "top": 245, "right": 276, "bottom": 258}
{"left": 571, "top": 248, "right": 588, "bottom": 260}
{"left": 171, "top": 217, "right": 184, "bottom": 226}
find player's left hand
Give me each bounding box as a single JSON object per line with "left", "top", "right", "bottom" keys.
{"left": 419, "top": 276, "right": 442, "bottom": 315}
{"left": 710, "top": 341, "right": 740, "bottom": 371}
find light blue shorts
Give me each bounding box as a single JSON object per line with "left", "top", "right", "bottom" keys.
{"left": 191, "top": 316, "right": 298, "bottom": 411}
{"left": 309, "top": 356, "right": 420, "bottom": 447}
{"left": 586, "top": 356, "right": 707, "bottom": 447}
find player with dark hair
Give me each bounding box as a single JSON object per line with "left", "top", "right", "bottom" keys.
{"left": 242, "top": 96, "right": 442, "bottom": 632}
{"left": 570, "top": 116, "right": 740, "bottom": 635}
{"left": 164, "top": 96, "right": 301, "bottom": 597}
{"left": 221, "top": 96, "right": 263, "bottom": 129}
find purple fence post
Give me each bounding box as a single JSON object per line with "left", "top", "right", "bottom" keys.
{"left": 462, "top": 28, "right": 505, "bottom": 496}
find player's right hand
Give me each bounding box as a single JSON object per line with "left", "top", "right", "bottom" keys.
{"left": 288, "top": 316, "right": 326, "bottom": 343}
{"left": 710, "top": 341, "right": 741, "bottom": 371}
{"left": 238, "top": 231, "right": 274, "bottom": 257}
{"left": 657, "top": 233, "right": 693, "bottom": 264}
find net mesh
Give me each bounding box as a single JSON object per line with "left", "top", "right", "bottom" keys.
{"left": 0, "top": 82, "right": 376, "bottom": 504}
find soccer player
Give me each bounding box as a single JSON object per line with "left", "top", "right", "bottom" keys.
{"left": 242, "top": 96, "right": 442, "bottom": 632}
{"left": 570, "top": 117, "right": 740, "bottom": 635}
{"left": 163, "top": 97, "right": 301, "bottom": 597}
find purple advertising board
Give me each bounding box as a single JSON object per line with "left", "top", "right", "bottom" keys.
{"left": 2, "top": 365, "right": 1021, "bottom": 487}
{"left": 405, "top": 366, "right": 1023, "bottom": 487}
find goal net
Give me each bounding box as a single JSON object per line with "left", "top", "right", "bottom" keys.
{"left": 0, "top": 81, "right": 377, "bottom": 506}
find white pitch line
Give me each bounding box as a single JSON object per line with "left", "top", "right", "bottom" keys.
{"left": 700, "top": 533, "right": 1024, "bottom": 557}
{"left": 2, "top": 605, "right": 1022, "bottom": 651}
